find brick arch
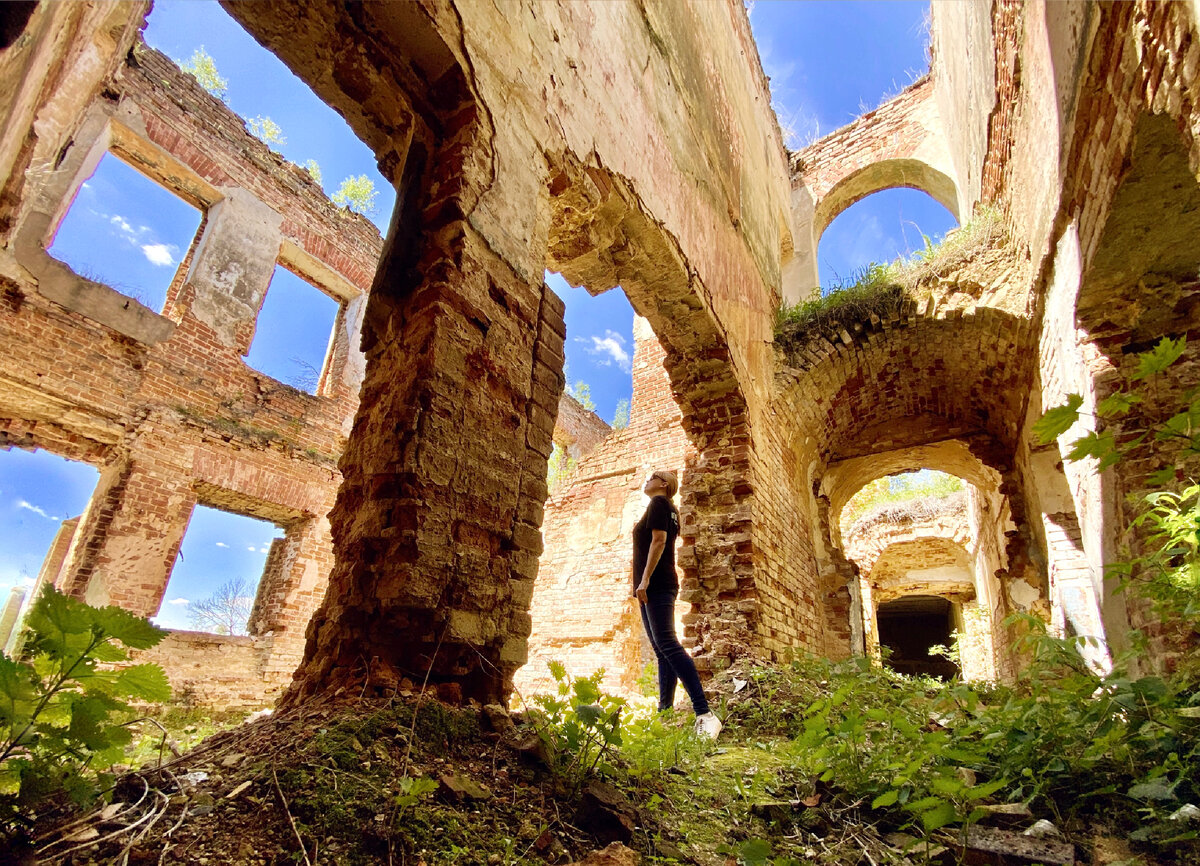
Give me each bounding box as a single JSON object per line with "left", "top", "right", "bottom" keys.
{"left": 844, "top": 502, "right": 973, "bottom": 588}
{"left": 793, "top": 76, "right": 961, "bottom": 258}
{"left": 812, "top": 159, "right": 959, "bottom": 241}
{"left": 819, "top": 439, "right": 1003, "bottom": 543}
{"left": 778, "top": 305, "right": 1036, "bottom": 470}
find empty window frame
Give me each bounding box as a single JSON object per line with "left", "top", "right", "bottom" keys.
{"left": 48, "top": 151, "right": 203, "bottom": 313}
{"left": 0, "top": 447, "right": 100, "bottom": 602}
{"left": 155, "top": 504, "right": 284, "bottom": 636}
{"left": 244, "top": 264, "right": 341, "bottom": 395}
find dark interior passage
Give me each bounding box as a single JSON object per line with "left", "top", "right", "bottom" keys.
{"left": 876, "top": 595, "right": 960, "bottom": 679}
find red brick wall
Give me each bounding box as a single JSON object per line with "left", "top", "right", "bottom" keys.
{"left": 0, "top": 37, "right": 383, "bottom": 706}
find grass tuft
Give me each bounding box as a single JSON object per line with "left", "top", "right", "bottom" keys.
{"left": 775, "top": 205, "right": 1004, "bottom": 350}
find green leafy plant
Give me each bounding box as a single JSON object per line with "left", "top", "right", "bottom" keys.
{"left": 775, "top": 205, "right": 1003, "bottom": 349}
{"left": 394, "top": 774, "right": 439, "bottom": 809}
{"left": 620, "top": 707, "right": 709, "bottom": 782}
{"left": 841, "top": 470, "right": 964, "bottom": 529}
{"left": 611, "top": 398, "right": 630, "bottom": 431}
{"left": 179, "top": 46, "right": 228, "bottom": 100}
{"left": 1036, "top": 336, "right": 1200, "bottom": 623}
{"left": 247, "top": 115, "right": 286, "bottom": 148}
{"left": 332, "top": 174, "right": 379, "bottom": 216}
{"left": 568, "top": 380, "right": 596, "bottom": 412}
{"left": 1, "top": 588, "right": 171, "bottom": 836}
{"left": 547, "top": 443, "right": 577, "bottom": 492}
{"left": 526, "top": 662, "right": 625, "bottom": 791}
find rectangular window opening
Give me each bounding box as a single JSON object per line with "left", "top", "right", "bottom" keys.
{"left": 245, "top": 263, "right": 342, "bottom": 395}
{"left": 156, "top": 504, "right": 285, "bottom": 636}
{"left": 47, "top": 151, "right": 203, "bottom": 314}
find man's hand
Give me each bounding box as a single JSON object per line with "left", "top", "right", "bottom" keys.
{"left": 634, "top": 582, "right": 649, "bottom": 604}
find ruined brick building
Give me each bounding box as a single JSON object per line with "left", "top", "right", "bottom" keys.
{"left": 1, "top": 1, "right": 1197, "bottom": 706}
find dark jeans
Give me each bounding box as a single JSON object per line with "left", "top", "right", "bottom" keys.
{"left": 639, "top": 591, "right": 710, "bottom": 715}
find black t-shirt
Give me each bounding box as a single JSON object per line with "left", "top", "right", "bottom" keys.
{"left": 632, "top": 495, "right": 680, "bottom": 594}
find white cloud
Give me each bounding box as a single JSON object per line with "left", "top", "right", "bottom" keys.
{"left": 576, "top": 330, "right": 632, "bottom": 373}
{"left": 17, "top": 500, "right": 58, "bottom": 521}
{"left": 215, "top": 542, "right": 229, "bottom": 548}
{"left": 109, "top": 214, "right": 138, "bottom": 242}
{"left": 21, "top": 577, "right": 35, "bottom": 587}
{"left": 141, "top": 243, "right": 175, "bottom": 267}
{"left": 167, "top": 597, "right": 189, "bottom": 606}
{"left": 246, "top": 546, "right": 256, "bottom": 552}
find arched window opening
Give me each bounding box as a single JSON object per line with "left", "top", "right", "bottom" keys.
{"left": 840, "top": 469, "right": 964, "bottom": 536}
{"left": 817, "top": 188, "right": 957, "bottom": 293}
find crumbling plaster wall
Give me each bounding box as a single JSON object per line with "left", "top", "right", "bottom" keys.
{"left": 552, "top": 392, "right": 611, "bottom": 462}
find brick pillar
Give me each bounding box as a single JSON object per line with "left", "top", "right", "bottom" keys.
{"left": 285, "top": 206, "right": 565, "bottom": 704}
{"left": 174, "top": 187, "right": 282, "bottom": 351}
{"left": 671, "top": 350, "right": 758, "bottom": 673}
{"left": 58, "top": 456, "right": 195, "bottom": 618}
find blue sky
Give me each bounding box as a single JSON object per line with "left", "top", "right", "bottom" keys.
{"left": 153, "top": 505, "right": 284, "bottom": 632}
{"left": 3, "top": 1, "right": 950, "bottom": 629}
{"left": 746, "top": 0, "right": 957, "bottom": 286}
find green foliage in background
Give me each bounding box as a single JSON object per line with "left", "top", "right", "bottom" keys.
{"left": 303, "top": 159, "right": 323, "bottom": 185}
{"left": 180, "top": 46, "right": 227, "bottom": 101}
{"left": 332, "top": 174, "right": 379, "bottom": 216}
{"left": 841, "top": 470, "right": 964, "bottom": 528}
{"left": 0, "top": 588, "right": 170, "bottom": 836}
{"left": 546, "top": 443, "right": 577, "bottom": 492}
{"left": 568, "top": 380, "right": 596, "bottom": 412}
{"left": 247, "top": 114, "right": 286, "bottom": 148}
{"left": 611, "top": 398, "right": 630, "bottom": 431}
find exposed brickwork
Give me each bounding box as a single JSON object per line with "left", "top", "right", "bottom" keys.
{"left": 796, "top": 76, "right": 959, "bottom": 238}
{"left": 0, "top": 31, "right": 382, "bottom": 706}
{"left": 979, "top": 0, "right": 1023, "bottom": 205}
{"left": 553, "top": 393, "right": 611, "bottom": 461}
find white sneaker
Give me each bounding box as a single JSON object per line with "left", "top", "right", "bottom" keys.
{"left": 694, "top": 712, "right": 723, "bottom": 740}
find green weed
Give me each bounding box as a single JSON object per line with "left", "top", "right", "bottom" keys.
{"left": 0, "top": 588, "right": 171, "bottom": 839}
